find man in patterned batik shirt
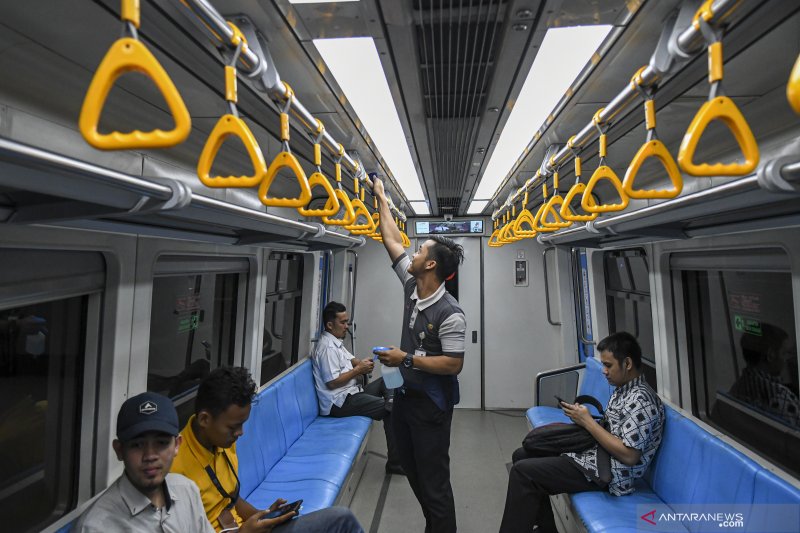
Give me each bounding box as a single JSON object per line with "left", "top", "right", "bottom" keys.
{"left": 500, "top": 332, "right": 665, "bottom": 533}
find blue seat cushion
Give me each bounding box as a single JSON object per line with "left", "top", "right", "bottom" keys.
{"left": 571, "top": 479, "right": 688, "bottom": 533}
{"left": 246, "top": 479, "right": 341, "bottom": 515}
{"left": 526, "top": 406, "right": 570, "bottom": 428}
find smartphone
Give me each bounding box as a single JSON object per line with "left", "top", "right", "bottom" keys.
{"left": 554, "top": 395, "right": 567, "bottom": 407}
{"left": 264, "top": 500, "right": 303, "bottom": 519}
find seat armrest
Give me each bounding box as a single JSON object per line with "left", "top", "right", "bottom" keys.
{"left": 534, "top": 363, "right": 584, "bottom": 407}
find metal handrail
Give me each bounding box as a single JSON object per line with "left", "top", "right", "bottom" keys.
{"left": 176, "top": 1, "right": 361, "bottom": 174}
{"left": 492, "top": 0, "right": 744, "bottom": 219}
{"left": 175, "top": 0, "right": 407, "bottom": 221}
{"left": 542, "top": 248, "right": 561, "bottom": 326}
{"left": 539, "top": 156, "right": 800, "bottom": 244}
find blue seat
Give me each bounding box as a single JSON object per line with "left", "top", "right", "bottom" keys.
{"left": 526, "top": 356, "right": 613, "bottom": 428}
{"left": 528, "top": 390, "right": 800, "bottom": 532}
{"left": 237, "top": 359, "right": 371, "bottom": 514}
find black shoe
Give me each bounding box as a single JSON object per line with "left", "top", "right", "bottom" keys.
{"left": 385, "top": 462, "right": 406, "bottom": 476}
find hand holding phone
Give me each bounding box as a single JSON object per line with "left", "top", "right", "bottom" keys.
{"left": 264, "top": 499, "right": 302, "bottom": 519}
{"left": 554, "top": 395, "right": 567, "bottom": 407}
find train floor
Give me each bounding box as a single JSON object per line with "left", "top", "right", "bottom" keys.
{"left": 349, "top": 408, "right": 529, "bottom": 533}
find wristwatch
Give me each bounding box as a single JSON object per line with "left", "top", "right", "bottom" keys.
{"left": 402, "top": 353, "right": 414, "bottom": 369}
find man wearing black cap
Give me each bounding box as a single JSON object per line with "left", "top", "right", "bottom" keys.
{"left": 75, "top": 391, "right": 287, "bottom": 532}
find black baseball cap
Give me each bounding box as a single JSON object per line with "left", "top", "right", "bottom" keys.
{"left": 117, "top": 392, "right": 179, "bottom": 442}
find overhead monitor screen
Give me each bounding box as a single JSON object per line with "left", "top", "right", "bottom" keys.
{"left": 415, "top": 220, "right": 483, "bottom": 235}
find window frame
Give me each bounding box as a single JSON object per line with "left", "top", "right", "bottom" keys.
{"left": 602, "top": 247, "right": 657, "bottom": 387}
{"left": 145, "top": 255, "right": 251, "bottom": 413}
{"left": 669, "top": 246, "right": 800, "bottom": 474}
{"left": 0, "top": 249, "right": 104, "bottom": 531}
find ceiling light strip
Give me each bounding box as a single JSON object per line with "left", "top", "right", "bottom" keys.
{"left": 314, "top": 37, "right": 426, "bottom": 206}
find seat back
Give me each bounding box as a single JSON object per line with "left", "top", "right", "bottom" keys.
{"left": 238, "top": 384, "right": 287, "bottom": 498}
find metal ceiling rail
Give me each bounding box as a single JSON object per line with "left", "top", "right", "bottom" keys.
{"left": 0, "top": 137, "right": 364, "bottom": 249}
{"left": 538, "top": 157, "right": 800, "bottom": 246}
{"left": 176, "top": 0, "right": 363, "bottom": 178}
{"left": 491, "top": 0, "right": 742, "bottom": 220}
{"left": 174, "top": 0, "right": 406, "bottom": 222}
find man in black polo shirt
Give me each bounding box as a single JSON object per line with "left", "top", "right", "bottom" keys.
{"left": 373, "top": 178, "right": 466, "bottom": 533}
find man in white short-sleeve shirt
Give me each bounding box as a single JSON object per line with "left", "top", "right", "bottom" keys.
{"left": 311, "top": 301, "right": 402, "bottom": 474}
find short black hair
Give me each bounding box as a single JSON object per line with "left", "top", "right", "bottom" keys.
{"left": 426, "top": 236, "right": 465, "bottom": 282}
{"left": 322, "top": 301, "right": 347, "bottom": 331}
{"left": 741, "top": 324, "right": 788, "bottom": 366}
{"left": 597, "top": 331, "right": 642, "bottom": 370}
{"left": 195, "top": 367, "right": 256, "bottom": 417}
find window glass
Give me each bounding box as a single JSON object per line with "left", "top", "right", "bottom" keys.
{"left": 681, "top": 268, "right": 799, "bottom": 475}
{"left": 262, "top": 253, "right": 304, "bottom": 385}
{"left": 604, "top": 249, "right": 656, "bottom": 387}
{"left": 0, "top": 296, "right": 86, "bottom": 531}
{"left": 148, "top": 272, "right": 239, "bottom": 424}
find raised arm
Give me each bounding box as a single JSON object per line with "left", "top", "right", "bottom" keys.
{"left": 372, "top": 178, "right": 405, "bottom": 263}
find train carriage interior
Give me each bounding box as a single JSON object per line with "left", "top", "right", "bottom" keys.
{"left": 1, "top": 0, "right": 800, "bottom": 531}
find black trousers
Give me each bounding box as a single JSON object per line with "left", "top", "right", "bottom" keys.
{"left": 329, "top": 378, "right": 399, "bottom": 465}
{"left": 499, "top": 448, "right": 603, "bottom": 533}
{"left": 392, "top": 391, "right": 456, "bottom": 533}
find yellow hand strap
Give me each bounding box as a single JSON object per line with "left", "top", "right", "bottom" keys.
{"left": 259, "top": 97, "right": 313, "bottom": 206}
{"left": 258, "top": 150, "right": 312, "bottom": 207}
{"left": 622, "top": 84, "right": 683, "bottom": 199}
{"left": 677, "top": 96, "right": 759, "bottom": 176}
{"left": 788, "top": 53, "right": 800, "bottom": 115}
{"left": 488, "top": 227, "right": 504, "bottom": 247}
{"left": 79, "top": 38, "right": 191, "bottom": 149}
{"left": 541, "top": 195, "right": 571, "bottom": 229}
{"left": 582, "top": 164, "right": 628, "bottom": 213}
{"left": 400, "top": 231, "right": 411, "bottom": 248}
{"left": 197, "top": 114, "right": 266, "bottom": 188}
{"left": 321, "top": 163, "right": 355, "bottom": 225}
{"left": 298, "top": 171, "right": 340, "bottom": 217}
{"left": 561, "top": 183, "right": 598, "bottom": 222}
{"left": 298, "top": 142, "right": 340, "bottom": 217}
{"left": 513, "top": 192, "right": 537, "bottom": 238}
{"left": 623, "top": 139, "right": 683, "bottom": 199}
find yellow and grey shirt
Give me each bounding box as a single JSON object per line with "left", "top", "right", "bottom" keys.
{"left": 171, "top": 416, "right": 242, "bottom": 531}
{"left": 74, "top": 472, "right": 214, "bottom": 533}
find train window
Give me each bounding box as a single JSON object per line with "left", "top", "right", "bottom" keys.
{"left": 604, "top": 249, "right": 656, "bottom": 388}
{"left": 148, "top": 256, "right": 248, "bottom": 424}
{"left": 675, "top": 249, "right": 799, "bottom": 475}
{"left": 0, "top": 249, "right": 103, "bottom": 531}
{"left": 262, "top": 252, "right": 304, "bottom": 385}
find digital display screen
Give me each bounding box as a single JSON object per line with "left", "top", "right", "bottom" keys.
{"left": 415, "top": 220, "right": 483, "bottom": 235}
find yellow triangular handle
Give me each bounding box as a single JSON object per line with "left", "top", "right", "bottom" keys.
{"left": 623, "top": 140, "right": 683, "bottom": 199}
{"left": 541, "top": 195, "right": 571, "bottom": 229}
{"left": 400, "top": 231, "right": 411, "bottom": 248}
{"left": 368, "top": 213, "right": 382, "bottom": 240}
{"left": 561, "top": 183, "right": 598, "bottom": 222}
{"left": 532, "top": 203, "right": 557, "bottom": 233}
{"left": 582, "top": 165, "right": 629, "bottom": 213}
{"left": 346, "top": 198, "right": 375, "bottom": 233}
{"left": 80, "top": 38, "right": 191, "bottom": 150}
{"left": 501, "top": 222, "right": 522, "bottom": 242}
{"left": 258, "top": 151, "right": 312, "bottom": 207}
{"left": 513, "top": 208, "right": 538, "bottom": 238}
{"left": 197, "top": 114, "right": 266, "bottom": 188}
{"left": 321, "top": 189, "right": 356, "bottom": 226}
{"left": 298, "top": 172, "right": 340, "bottom": 217}
{"left": 677, "top": 96, "right": 759, "bottom": 176}
{"left": 488, "top": 227, "right": 504, "bottom": 247}
{"left": 789, "top": 53, "right": 800, "bottom": 115}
